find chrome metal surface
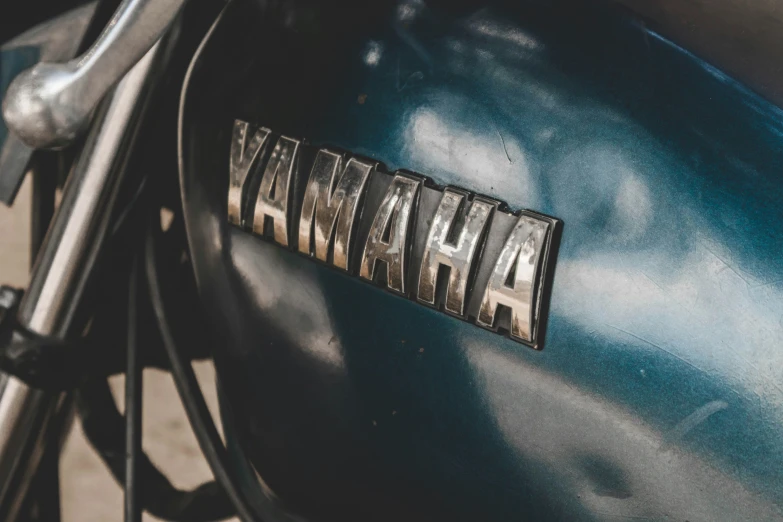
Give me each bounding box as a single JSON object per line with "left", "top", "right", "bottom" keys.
{"left": 252, "top": 135, "right": 300, "bottom": 246}
{"left": 359, "top": 174, "right": 420, "bottom": 293}
{"left": 0, "top": 43, "right": 160, "bottom": 519}
{"left": 298, "top": 150, "right": 374, "bottom": 270}
{"left": 228, "top": 119, "right": 270, "bottom": 227}
{"left": 477, "top": 214, "right": 550, "bottom": 344}
{"left": 1, "top": 393, "right": 68, "bottom": 522}
{"left": 224, "top": 122, "right": 560, "bottom": 344}
{"left": 2, "top": 0, "right": 184, "bottom": 150}
{"left": 417, "top": 189, "right": 494, "bottom": 316}
{"left": 0, "top": 3, "right": 96, "bottom": 204}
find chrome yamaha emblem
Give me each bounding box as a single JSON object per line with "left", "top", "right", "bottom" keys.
{"left": 228, "top": 119, "right": 561, "bottom": 348}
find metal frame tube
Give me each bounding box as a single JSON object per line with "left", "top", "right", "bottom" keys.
{"left": 0, "top": 41, "right": 161, "bottom": 520}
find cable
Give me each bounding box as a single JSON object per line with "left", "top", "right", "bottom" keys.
{"left": 75, "top": 244, "right": 235, "bottom": 522}
{"left": 78, "top": 376, "right": 235, "bottom": 521}
{"left": 144, "top": 224, "right": 259, "bottom": 522}
{"left": 125, "top": 255, "right": 143, "bottom": 522}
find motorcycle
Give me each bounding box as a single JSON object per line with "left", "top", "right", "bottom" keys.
{"left": 0, "top": 0, "right": 782, "bottom": 520}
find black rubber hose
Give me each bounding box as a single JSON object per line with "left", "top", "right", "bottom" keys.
{"left": 125, "top": 256, "right": 143, "bottom": 522}
{"left": 144, "top": 225, "right": 258, "bottom": 522}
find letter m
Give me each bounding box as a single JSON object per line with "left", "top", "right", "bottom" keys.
{"left": 298, "top": 150, "right": 374, "bottom": 270}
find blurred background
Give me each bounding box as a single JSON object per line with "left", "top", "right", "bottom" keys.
{"left": 0, "top": 176, "right": 235, "bottom": 522}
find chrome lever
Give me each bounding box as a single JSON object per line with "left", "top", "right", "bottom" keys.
{"left": 1, "top": 0, "right": 185, "bottom": 150}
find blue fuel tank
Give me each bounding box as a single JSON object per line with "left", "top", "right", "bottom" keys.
{"left": 178, "top": 0, "right": 783, "bottom": 519}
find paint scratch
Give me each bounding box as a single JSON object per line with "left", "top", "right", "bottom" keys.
{"left": 701, "top": 242, "right": 750, "bottom": 286}
{"left": 605, "top": 324, "right": 703, "bottom": 374}
{"left": 496, "top": 129, "right": 513, "bottom": 163}
{"left": 661, "top": 400, "right": 728, "bottom": 450}
{"left": 750, "top": 279, "right": 783, "bottom": 290}
{"left": 642, "top": 272, "right": 664, "bottom": 292}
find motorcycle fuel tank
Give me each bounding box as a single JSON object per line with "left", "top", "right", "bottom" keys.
{"left": 178, "top": 0, "right": 783, "bottom": 520}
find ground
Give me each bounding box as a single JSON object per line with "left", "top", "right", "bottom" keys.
{"left": 0, "top": 176, "right": 238, "bottom": 521}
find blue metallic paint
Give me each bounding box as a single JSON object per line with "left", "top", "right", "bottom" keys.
{"left": 180, "top": 1, "right": 783, "bottom": 520}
